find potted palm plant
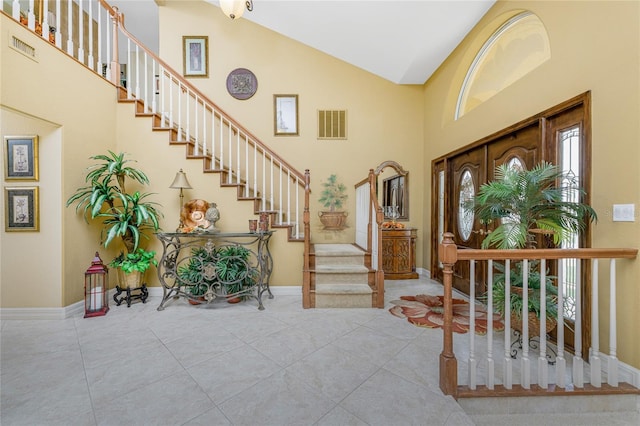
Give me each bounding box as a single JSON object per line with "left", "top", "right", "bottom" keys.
{"left": 471, "top": 161, "right": 597, "bottom": 334}
{"left": 66, "top": 151, "right": 163, "bottom": 289}
{"left": 318, "top": 174, "right": 348, "bottom": 230}
{"left": 216, "top": 245, "right": 258, "bottom": 303}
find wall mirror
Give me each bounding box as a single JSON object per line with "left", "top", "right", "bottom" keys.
{"left": 375, "top": 160, "right": 409, "bottom": 221}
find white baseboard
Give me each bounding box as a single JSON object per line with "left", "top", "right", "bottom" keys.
{"left": 0, "top": 286, "right": 303, "bottom": 320}
{"left": 418, "top": 268, "right": 431, "bottom": 279}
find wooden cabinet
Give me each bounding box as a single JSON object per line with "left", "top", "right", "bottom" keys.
{"left": 381, "top": 228, "right": 418, "bottom": 279}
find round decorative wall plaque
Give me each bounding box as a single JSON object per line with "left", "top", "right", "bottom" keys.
{"left": 226, "top": 68, "right": 258, "bottom": 100}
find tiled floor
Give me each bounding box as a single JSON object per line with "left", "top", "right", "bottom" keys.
{"left": 1, "top": 277, "right": 638, "bottom": 425}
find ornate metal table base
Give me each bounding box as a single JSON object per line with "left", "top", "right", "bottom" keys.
{"left": 156, "top": 232, "right": 274, "bottom": 311}
{"left": 510, "top": 330, "right": 557, "bottom": 365}
{"left": 113, "top": 284, "right": 149, "bottom": 307}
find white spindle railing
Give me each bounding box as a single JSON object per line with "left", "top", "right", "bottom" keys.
{"left": 8, "top": 0, "right": 307, "bottom": 239}
{"left": 438, "top": 233, "right": 638, "bottom": 398}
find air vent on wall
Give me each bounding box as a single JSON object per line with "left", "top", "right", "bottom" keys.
{"left": 318, "top": 110, "right": 347, "bottom": 140}
{"left": 9, "top": 35, "right": 37, "bottom": 61}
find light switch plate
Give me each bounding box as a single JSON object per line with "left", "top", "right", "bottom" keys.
{"left": 612, "top": 204, "right": 635, "bottom": 222}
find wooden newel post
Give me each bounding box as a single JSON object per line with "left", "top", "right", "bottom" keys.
{"left": 439, "top": 232, "right": 458, "bottom": 397}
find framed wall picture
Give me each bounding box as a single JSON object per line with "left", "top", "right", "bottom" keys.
{"left": 183, "top": 36, "right": 209, "bottom": 78}
{"left": 4, "top": 135, "right": 39, "bottom": 181}
{"left": 5, "top": 186, "right": 39, "bottom": 232}
{"left": 274, "top": 94, "right": 299, "bottom": 136}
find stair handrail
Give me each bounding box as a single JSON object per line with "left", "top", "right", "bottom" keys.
{"left": 100, "top": 1, "right": 306, "bottom": 183}
{"left": 438, "top": 232, "right": 638, "bottom": 398}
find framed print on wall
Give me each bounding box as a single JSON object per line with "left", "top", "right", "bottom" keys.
{"left": 274, "top": 94, "right": 299, "bottom": 136}
{"left": 183, "top": 36, "right": 209, "bottom": 78}
{"left": 4, "top": 135, "right": 39, "bottom": 181}
{"left": 5, "top": 186, "right": 39, "bottom": 232}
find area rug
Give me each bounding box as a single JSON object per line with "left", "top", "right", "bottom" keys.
{"left": 389, "top": 294, "right": 505, "bottom": 335}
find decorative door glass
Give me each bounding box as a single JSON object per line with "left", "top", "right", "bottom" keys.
{"left": 458, "top": 170, "right": 475, "bottom": 241}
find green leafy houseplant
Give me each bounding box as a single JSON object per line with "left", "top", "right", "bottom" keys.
{"left": 177, "top": 245, "right": 257, "bottom": 302}
{"left": 177, "top": 247, "right": 215, "bottom": 299}
{"left": 471, "top": 162, "right": 597, "bottom": 325}
{"left": 109, "top": 248, "right": 158, "bottom": 274}
{"left": 66, "top": 151, "right": 163, "bottom": 277}
{"left": 215, "top": 245, "right": 258, "bottom": 298}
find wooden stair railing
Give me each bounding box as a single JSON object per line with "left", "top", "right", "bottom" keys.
{"left": 439, "top": 232, "right": 639, "bottom": 398}
{"left": 7, "top": 0, "right": 307, "bottom": 241}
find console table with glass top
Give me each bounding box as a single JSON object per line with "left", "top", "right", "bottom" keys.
{"left": 155, "top": 231, "right": 274, "bottom": 311}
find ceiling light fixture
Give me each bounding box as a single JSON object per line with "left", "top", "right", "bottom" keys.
{"left": 219, "top": 0, "right": 253, "bottom": 20}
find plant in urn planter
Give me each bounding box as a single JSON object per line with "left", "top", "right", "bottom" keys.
{"left": 318, "top": 174, "right": 348, "bottom": 230}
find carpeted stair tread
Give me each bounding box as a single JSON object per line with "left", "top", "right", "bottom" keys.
{"left": 316, "top": 284, "right": 373, "bottom": 294}
{"left": 314, "top": 265, "right": 369, "bottom": 273}
{"left": 313, "top": 244, "right": 365, "bottom": 256}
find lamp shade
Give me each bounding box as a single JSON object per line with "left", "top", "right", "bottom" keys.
{"left": 220, "top": 0, "right": 247, "bottom": 20}
{"left": 170, "top": 169, "right": 192, "bottom": 189}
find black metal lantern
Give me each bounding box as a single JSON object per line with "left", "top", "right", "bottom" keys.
{"left": 84, "top": 252, "right": 109, "bottom": 318}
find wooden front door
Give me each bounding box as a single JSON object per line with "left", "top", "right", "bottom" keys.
{"left": 449, "top": 147, "right": 486, "bottom": 296}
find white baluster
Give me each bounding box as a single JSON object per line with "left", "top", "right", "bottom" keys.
{"left": 135, "top": 44, "right": 140, "bottom": 100}
{"left": 126, "top": 39, "right": 132, "bottom": 97}
{"left": 28, "top": 0, "right": 35, "bottom": 30}
{"left": 590, "top": 260, "right": 601, "bottom": 387}
{"left": 42, "top": 0, "right": 50, "bottom": 42}
{"left": 556, "top": 258, "right": 566, "bottom": 388}
{"left": 278, "top": 164, "right": 283, "bottom": 221}
{"left": 236, "top": 131, "right": 240, "bottom": 184}
{"left": 270, "top": 157, "right": 274, "bottom": 210}
{"left": 287, "top": 170, "right": 291, "bottom": 225}
{"left": 55, "top": 0, "right": 61, "bottom": 49}
{"left": 77, "top": 0, "right": 84, "bottom": 63}
{"left": 521, "top": 259, "right": 531, "bottom": 389}
{"left": 573, "top": 259, "right": 584, "bottom": 387}
{"left": 538, "top": 259, "right": 548, "bottom": 388}
{"left": 12, "top": 0, "right": 19, "bottom": 20}
{"left": 202, "top": 102, "right": 207, "bottom": 157}
{"left": 143, "top": 52, "right": 148, "bottom": 111}
{"left": 151, "top": 61, "right": 157, "bottom": 114}
{"left": 608, "top": 258, "right": 619, "bottom": 386}
{"left": 245, "top": 135, "right": 249, "bottom": 197}
{"left": 253, "top": 143, "right": 258, "bottom": 198}
{"left": 169, "top": 78, "right": 174, "bottom": 130}
{"left": 97, "top": 1, "right": 102, "bottom": 72}
{"left": 177, "top": 82, "right": 182, "bottom": 139}
{"left": 211, "top": 107, "right": 216, "bottom": 161}
{"left": 87, "top": 0, "right": 93, "bottom": 69}
{"left": 227, "top": 123, "right": 232, "bottom": 183}
{"left": 295, "top": 177, "right": 300, "bottom": 237}
{"left": 186, "top": 90, "right": 191, "bottom": 144}
{"left": 66, "top": 0, "right": 73, "bottom": 55}
{"left": 503, "top": 259, "right": 512, "bottom": 389}
{"left": 262, "top": 152, "right": 266, "bottom": 211}
{"left": 219, "top": 117, "right": 224, "bottom": 170}
{"left": 194, "top": 97, "right": 199, "bottom": 156}
{"left": 468, "top": 260, "right": 477, "bottom": 390}
{"left": 486, "top": 259, "right": 494, "bottom": 390}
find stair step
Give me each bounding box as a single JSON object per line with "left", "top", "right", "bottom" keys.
{"left": 315, "top": 284, "right": 373, "bottom": 308}
{"left": 313, "top": 243, "right": 364, "bottom": 256}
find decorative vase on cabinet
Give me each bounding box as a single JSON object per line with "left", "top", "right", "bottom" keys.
{"left": 381, "top": 228, "right": 418, "bottom": 279}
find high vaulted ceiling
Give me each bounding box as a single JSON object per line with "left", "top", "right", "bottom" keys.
{"left": 208, "top": 0, "right": 496, "bottom": 84}
{"left": 120, "top": 1, "right": 496, "bottom": 85}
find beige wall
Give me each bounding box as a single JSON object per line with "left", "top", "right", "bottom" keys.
{"left": 1, "top": 15, "right": 117, "bottom": 308}
{"left": 156, "top": 1, "right": 425, "bottom": 249}
{"left": 421, "top": 1, "right": 640, "bottom": 368}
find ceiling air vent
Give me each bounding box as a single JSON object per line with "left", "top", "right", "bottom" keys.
{"left": 318, "top": 110, "right": 347, "bottom": 140}
{"left": 10, "top": 35, "right": 37, "bottom": 61}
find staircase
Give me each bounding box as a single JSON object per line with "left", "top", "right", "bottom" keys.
{"left": 310, "top": 244, "right": 374, "bottom": 308}
{"left": 9, "top": 0, "right": 385, "bottom": 309}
